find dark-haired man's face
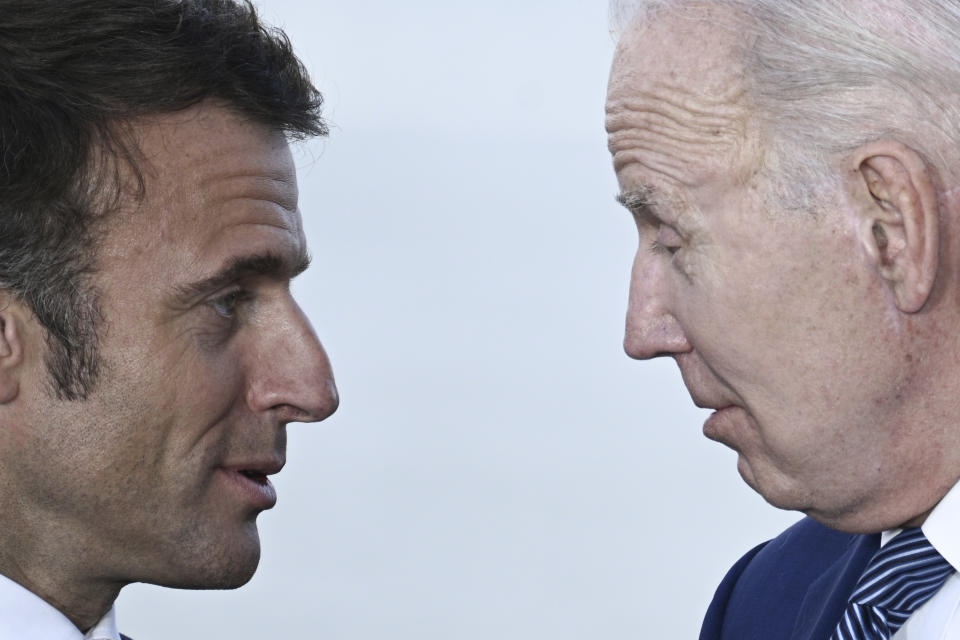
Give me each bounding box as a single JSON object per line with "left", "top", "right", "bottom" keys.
{"left": 6, "top": 102, "right": 338, "bottom": 589}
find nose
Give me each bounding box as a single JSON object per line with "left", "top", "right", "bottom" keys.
{"left": 246, "top": 298, "right": 339, "bottom": 424}
{"left": 623, "top": 250, "right": 691, "bottom": 359}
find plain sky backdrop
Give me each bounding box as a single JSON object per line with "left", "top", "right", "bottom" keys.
{"left": 118, "top": 1, "right": 800, "bottom": 637}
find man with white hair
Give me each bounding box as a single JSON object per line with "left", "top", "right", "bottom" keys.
{"left": 606, "top": 1, "right": 960, "bottom": 637}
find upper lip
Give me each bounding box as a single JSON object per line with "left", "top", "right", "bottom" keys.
{"left": 693, "top": 399, "right": 735, "bottom": 411}
{"left": 222, "top": 457, "right": 285, "bottom": 476}
{"left": 673, "top": 357, "right": 735, "bottom": 411}
{"left": 685, "top": 387, "right": 732, "bottom": 410}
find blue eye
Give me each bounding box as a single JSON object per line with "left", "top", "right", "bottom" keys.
{"left": 209, "top": 289, "right": 250, "bottom": 319}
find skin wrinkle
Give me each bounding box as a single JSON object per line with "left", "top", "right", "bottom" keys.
{"left": 610, "top": 126, "right": 732, "bottom": 156}
{"left": 608, "top": 84, "right": 748, "bottom": 130}
{"left": 0, "top": 102, "right": 338, "bottom": 629}
{"left": 606, "top": 101, "right": 745, "bottom": 153}
{"left": 610, "top": 2, "right": 960, "bottom": 188}
{"left": 606, "top": 6, "right": 960, "bottom": 533}
{"left": 607, "top": 84, "right": 749, "bottom": 184}
{"left": 613, "top": 150, "right": 688, "bottom": 185}
{"left": 202, "top": 174, "right": 299, "bottom": 212}
{"left": 606, "top": 108, "right": 743, "bottom": 146}
{"left": 620, "top": 186, "right": 701, "bottom": 240}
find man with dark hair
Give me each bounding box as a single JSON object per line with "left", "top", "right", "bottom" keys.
{"left": 0, "top": 1, "right": 338, "bottom": 637}
{"left": 606, "top": 0, "right": 960, "bottom": 638}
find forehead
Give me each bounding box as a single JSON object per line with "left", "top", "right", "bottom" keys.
{"left": 97, "top": 103, "right": 305, "bottom": 292}
{"left": 134, "top": 104, "right": 297, "bottom": 218}
{"left": 605, "top": 8, "right": 756, "bottom": 190}
{"left": 115, "top": 103, "right": 299, "bottom": 238}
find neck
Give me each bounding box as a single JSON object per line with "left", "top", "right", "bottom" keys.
{"left": 0, "top": 491, "right": 124, "bottom": 633}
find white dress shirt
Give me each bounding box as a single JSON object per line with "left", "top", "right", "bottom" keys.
{"left": 0, "top": 572, "right": 120, "bottom": 640}
{"left": 890, "top": 479, "right": 960, "bottom": 639}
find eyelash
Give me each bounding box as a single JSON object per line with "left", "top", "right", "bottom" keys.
{"left": 649, "top": 239, "right": 678, "bottom": 257}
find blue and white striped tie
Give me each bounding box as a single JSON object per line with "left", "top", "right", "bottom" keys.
{"left": 831, "top": 527, "right": 955, "bottom": 639}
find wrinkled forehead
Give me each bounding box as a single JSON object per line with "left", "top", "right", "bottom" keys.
{"left": 605, "top": 6, "right": 756, "bottom": 185}
{"left": 99, "top": 104, "right": 302, "bottom": 259}
{"left": 136, "top": 106, "right": 295, "bottom": 195}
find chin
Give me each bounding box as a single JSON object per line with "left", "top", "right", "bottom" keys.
{"left": 146, "top": 525, "right": 263, "bottom": 590}
{"left": 199, "top": 551, "right": 261, "bottom": 589}
{"left": 156, "top": 550, "right": 261, "bottom": 590}
{"left": 736, "top": 454, "right": 766, "bottom": 497}
{"left": 737, "top": 455, "right": 809, "bottom": 513}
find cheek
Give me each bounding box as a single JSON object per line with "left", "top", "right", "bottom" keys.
{"left": 674, "top": 280, "right": 860, "bottom": 447}
{"left": 147, "top": 326, "right": 248, "bottom": 407}
{"left": 683, "top": 233, "right": 848, "bottom": 356}
{"left": 670, "top": 261, "right": 776, "bottom": 370}
{"left": 95, "top": 338, "right": 247, "bottom": 467}
{"left": 188, "top": 353, "right": 246, "bottom": 402}
{"left": 161, "top": 350, "right": 247, "bottom": 450}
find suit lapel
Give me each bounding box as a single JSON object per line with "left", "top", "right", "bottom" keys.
{"left": 790, "top": 533, "right": 880, "bottom": 640}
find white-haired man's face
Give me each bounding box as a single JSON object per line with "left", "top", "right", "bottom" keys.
{"left": 605, "top": 10, "right": 934, "bottom": 532}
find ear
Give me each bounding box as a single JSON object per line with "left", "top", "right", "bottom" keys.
{"left": 0, "top": 300, "right": 24, "bottom": 404}
{"left": 851, "top": 140, "right": 939, "bottom": 313}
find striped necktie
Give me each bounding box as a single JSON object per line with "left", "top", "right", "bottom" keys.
{"left": 831, "top": 527, "right": 955, "bottom": 640}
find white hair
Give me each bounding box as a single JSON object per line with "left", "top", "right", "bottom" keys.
{"left": 609, "top": 0, "right": 960, "bottom": 200}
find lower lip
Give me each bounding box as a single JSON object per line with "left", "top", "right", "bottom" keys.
{"left": 702, "top": 406, "right": 737, "bottom": 441}
{"left": 219, "top": 469, "right": 277, "bottom": 510}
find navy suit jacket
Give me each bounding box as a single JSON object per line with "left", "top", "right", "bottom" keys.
{"left": 699, "top": 517, "right": 881, "bottom": 640}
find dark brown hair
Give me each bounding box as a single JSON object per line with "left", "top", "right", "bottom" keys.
{"left": 0, "top": 0, "right": 326, "bottom": 399}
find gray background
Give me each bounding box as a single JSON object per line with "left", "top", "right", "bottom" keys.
{"left": 117, "top": 1, "right": 800, "bottom": 637}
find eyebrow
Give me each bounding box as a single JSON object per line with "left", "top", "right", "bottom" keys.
{"left": 172, "top": 250, "right": 312, "bottom": 305}
{"left": 616, "top": 186, "right": 658, "bottom": 217}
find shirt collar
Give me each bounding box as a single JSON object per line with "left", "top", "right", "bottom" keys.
{"left": 921, "top": 478, "right": 960, "bottom": 572}
{"left": 84, "top": 604, "right": 120, "bottom": 640}
{"left": 0, "top": 572, "right": 120, "bottom": 640}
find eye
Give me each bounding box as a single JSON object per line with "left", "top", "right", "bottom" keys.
{"left": 650, "top": 224, "right": 683, "bottom": 256}
{"left": 208, "top": 288, "right": 252, "bottom": 319}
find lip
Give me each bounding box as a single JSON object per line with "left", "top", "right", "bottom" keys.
{"left": 689, "top": 393, "right": 729, "bottom": 411}
{"left": 702, "top": 405, "right": 738, "bottom": 442}
{"left": 218, "top": 460, "right": 284, "bottom": 510}
{"left": 224, "top": 458, "right": 285, "bottom": 476}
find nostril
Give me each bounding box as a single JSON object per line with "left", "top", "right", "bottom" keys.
{"left": 272, "top": 379, "right": 338, "bottom": 424}
{"left": 272, "top": 403, "right": 318, "bottom": 425}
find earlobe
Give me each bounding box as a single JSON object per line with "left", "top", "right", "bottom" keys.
{"left": 0, "top": 304, "right": 24, "bottom": 404}
{"left": 852, "top": 141, "right": 939, "bottom": 313}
